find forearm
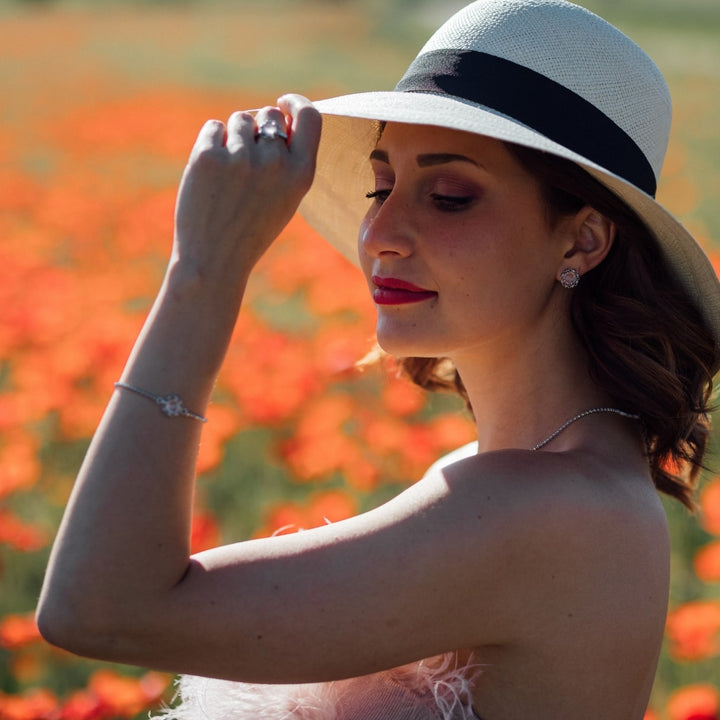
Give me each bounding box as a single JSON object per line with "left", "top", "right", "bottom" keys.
{"left": 38, "top": 263, "right": 247, "bottom": 643}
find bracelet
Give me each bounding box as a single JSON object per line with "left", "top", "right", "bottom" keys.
{"left": 114, "top": 382, "right": 207, "bottom": 423}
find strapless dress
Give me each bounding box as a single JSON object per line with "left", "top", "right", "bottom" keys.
{"left": 156, "top": 652, "right": 482, "bottom": 720}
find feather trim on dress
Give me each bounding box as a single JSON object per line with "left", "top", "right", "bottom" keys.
{"left": 156, "top": 652, "right": 481, "bottom": 720}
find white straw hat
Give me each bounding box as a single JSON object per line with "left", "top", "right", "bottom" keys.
{"left": 299, "top": 0, "right": 720, "bottom": 345}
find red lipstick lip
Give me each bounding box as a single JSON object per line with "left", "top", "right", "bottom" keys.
{"left": 371, "top": 276, "right": 437, "bottom": 306}
{"left": 372, "top": 276, "right": 433, "bottom": 293}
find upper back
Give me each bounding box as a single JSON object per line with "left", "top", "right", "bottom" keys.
{"left": 430, "top": 442, "right": 669, "bottom": 719}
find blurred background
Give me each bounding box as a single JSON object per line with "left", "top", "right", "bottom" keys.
{"left": 1, "top": 1, "right": 719, "bottom": 718}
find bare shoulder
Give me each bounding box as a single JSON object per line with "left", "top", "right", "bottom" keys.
{"left": 418, "top": 445, "right": 670, "bottom": 635}
{"left": 427, "top": 443, "right": 668, "bottom": 542}
{"left": 421, "top": 447, "right": 671, "bottom": 715}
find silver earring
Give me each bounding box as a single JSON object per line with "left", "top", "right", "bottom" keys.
{"left": 559, "top": 267, "right": 580, "bottom": 289}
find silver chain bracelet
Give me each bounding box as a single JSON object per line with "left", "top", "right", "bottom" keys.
{"left": 114, "top": 382, "right": 207, "bottom": 423}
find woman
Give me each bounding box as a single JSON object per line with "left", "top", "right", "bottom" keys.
{"left": 37, "top": 0, "right": 720, "bottom": 718}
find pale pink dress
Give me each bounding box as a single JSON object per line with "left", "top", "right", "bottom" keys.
{"left": 158, "top": 652, "right": 481, "bottom": 720}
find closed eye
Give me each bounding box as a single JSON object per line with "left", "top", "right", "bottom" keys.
{"left": 431, "top": 194, "right": 475, "bottom": 211}
{"left": 366, "top": 189, "right": 391, "bottom": 204}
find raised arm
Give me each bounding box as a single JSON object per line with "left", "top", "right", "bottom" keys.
{"left": 36, "top": 93, "right": 321, "bottom": 657}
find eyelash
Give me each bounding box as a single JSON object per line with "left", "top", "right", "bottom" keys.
{"left": 365, "top": 189, "right": 474, "bottom": 212}
{"left": 365, "top": 190, "right": 390, "bottom": 202}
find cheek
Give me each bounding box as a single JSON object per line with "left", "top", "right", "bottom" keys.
{"left": 357, "top": 219, "right": 374, "bottom": 280}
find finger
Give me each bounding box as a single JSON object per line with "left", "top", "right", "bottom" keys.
{"left": 254, "top": 106, "right": 289, "bottom": 148}
{"left": 278, "top": 94, "right": 321, "bottom": 157}
{"left": 226, "top": 111, "right": 255, "bottom": 151}
{"left": 191, "top": 119, "right": 226, "bottom": 158}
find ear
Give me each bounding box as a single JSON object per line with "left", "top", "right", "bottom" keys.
{"left": 557, "top": 206, "right": 615, "bottom": 281}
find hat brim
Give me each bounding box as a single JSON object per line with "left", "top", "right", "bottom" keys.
{"left": 299, "top": 90, "right": 720, "bottom": 346}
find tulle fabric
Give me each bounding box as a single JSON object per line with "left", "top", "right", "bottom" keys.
{"left": 156, "top": 652, "right": 481, "bottom": 720}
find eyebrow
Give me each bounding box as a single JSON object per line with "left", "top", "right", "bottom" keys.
{"left": 369, "top": 149, "right": 480, "bottom": 167}
{"left": 417, "top": 153, "right": 480, "bottom": 167}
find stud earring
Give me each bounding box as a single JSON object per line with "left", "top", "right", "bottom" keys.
{"left": 559, "top": 267, "right": 580, "bottom": 289}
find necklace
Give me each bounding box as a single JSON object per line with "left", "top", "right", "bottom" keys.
{"left": 531, "top": 407, "right": 640, "bottom": 451}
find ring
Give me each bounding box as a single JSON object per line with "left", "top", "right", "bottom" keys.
{"left": 255, "top": 121, "right": 288, "bottom": 141}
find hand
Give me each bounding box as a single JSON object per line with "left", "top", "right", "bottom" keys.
{"left": 172, "top": 94, "right": 322, "bottom": 289}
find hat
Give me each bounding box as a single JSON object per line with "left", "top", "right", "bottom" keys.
{"left": 299, "top": 0, "right": 720, "bottom": 345}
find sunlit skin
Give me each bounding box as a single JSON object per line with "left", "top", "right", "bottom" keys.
{"left": 361, "top": 126, "right": 567, "bottom": 360}
{"left": 360, "top": 123, "right": 616, "bottom": 451}
{"left": 37, "top": 99, "right": 671, "bottom": 720}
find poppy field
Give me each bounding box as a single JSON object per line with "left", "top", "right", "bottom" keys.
{"left": 0, "top": 1, "right": 719, "bottom": 718}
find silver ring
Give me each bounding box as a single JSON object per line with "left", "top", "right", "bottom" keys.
{"left": 255, "top": 121, "right": 288, "bottom": 141}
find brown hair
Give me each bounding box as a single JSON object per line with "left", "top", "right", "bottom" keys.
{"left": 399, "top": 143, "right": 720, "bottom": 509}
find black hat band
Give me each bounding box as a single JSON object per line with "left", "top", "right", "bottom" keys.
{"left": 395, "top": 49, "right": 657, "bottom": 197}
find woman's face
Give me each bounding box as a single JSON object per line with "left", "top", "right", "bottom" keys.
{"left": 358, "top": 123, "right": 574, "bottom": 363}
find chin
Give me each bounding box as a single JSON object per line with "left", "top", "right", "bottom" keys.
{"left": 375, "top": 332, "right": 446, "bottom": 360}
{"left": 374, "top": 313, "right": 461, "bottom": 359}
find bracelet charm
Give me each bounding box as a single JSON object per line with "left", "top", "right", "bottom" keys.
{"left": 114, "top": 382, "right": 207, "bottom": 423}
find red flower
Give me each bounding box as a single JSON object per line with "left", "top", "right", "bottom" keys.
{"left": 667, "top": 684, "right": 720, "bottom": 720}
{"left": 694, "top": 540, "right": 720, "bottom": 582}
{"left": 700, "top": 478, "right": 720, "bottom": 536}
{"left": 0, "top": 688, "right": 58, "bottom": 720}
{"left": 0, "top": 511, "right": 46, "bottom": 552}
{"left": 666, "top": 601, "right": 720, "bottom": 661}
{"left": 256, "top": 490, "right": 357, "bottom": 537}
{"left": 0, "top": 613, "right": 41, "bottom": 650}
{"left": 88, "top": 670, "right": 168, "bottom": 718}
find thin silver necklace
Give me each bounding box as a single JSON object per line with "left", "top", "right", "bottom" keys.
{"left": 531, "top": 407, "right": 640, "bottom": 451}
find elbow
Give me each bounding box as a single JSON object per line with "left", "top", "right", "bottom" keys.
{"left": 36, "top": 594, "right": 96, "bottom": 656}
{"left": 36, "top": 566, "right": 99, "bottom": 655}
{"left": 37, "top": 588, "right": 162, "bottom": 667}
{"left": 36, "top": 590, "right": 125, "bottom": 660}
{"left": 35, "top": 603, "right": 69, "bottom": 651}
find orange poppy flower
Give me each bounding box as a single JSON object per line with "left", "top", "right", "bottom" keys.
{"left": 312, "top": 324, "right": 375, "bottom": 376}
{"left": 0, "top": 688, "right": 58, "bottom": 720}
{"left": 667, "top": 683, "right": 719, "bottom": 720}
{"left": 362, "top": 415, "right": 409, "bottom": 455}
{"left": 694, "top": 540, "right": 720, "bottom": 583}
{"left": 190, "top": 512, "right": 222, "bottom": 554}
{"left": 381, "top": 375, "right": 425, "bottom": 417}
{"left": 257, "top": 489, "right": 357, "bottom": 537}
{"left": 196, "top": 403, "right": 242, "bottom": 475}
{"left": 428, "top": 413, "right": 476, "bottom": 451}
{"left": 88, "top": 669, "right": 168, "bottom": 718}
{"left": 700, "top": 478, "right": 720, "bottom": 536}
{"left": 60, "top": 689, "right": 101, "bottom": 720}
{"left": 344, "top": 456, "right": 380, "bottom": 492}
{"left": 0, "top": 510, "right": 46, "bottom": 552}
{"left": 0, "top": 431, "right": 41, "bottom": 500}
{"left": 0, "top": 613, "right": 41, "bottom": 650}
{"left": 666, "top": 600, "right": 720, "bottom": 661}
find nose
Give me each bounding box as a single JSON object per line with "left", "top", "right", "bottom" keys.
{"left": 358, "top": 193, "right": 415, "bottom": 260}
